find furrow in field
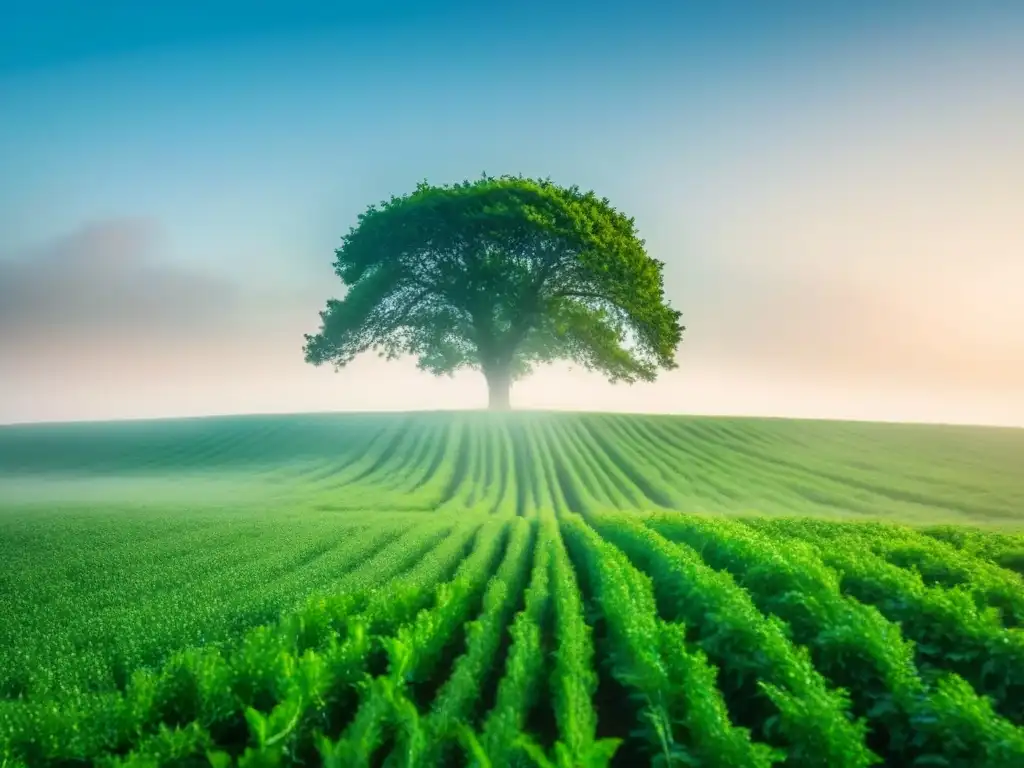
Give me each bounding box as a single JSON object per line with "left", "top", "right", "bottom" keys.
{"left": 479, "top": 416, "right": 496, "bottom": 491}
{"left": 813, "top": 451, "right": 1024, "bottom": 520}
{"left": 528, "top": 417, "right": 577, "bottom": 514}
{"left": 471, "top": 516, "right": 555, "bottom": 766}
{"left": 775, "top": 530, "right": 1024, "bottom": 723}
{"left": 392, "top": 419, "right": 456, "bottom": 493}
{"left": 466, "top": 421, "right": 512, "bottom": 518}
{"left": 184, "top": 414, "right": 370, "bottom": 472}
{"left": 253, "top": 422, "right": 385, "bottom": 487}
{"left": 594, "top": 415, "right": 688, "bottom": 491}
{"left": 602, "top": 414, "right": 744, "bottom": 508}
{"left": 284, "top": 417, "right": 410, "bottom": 489}
{"left": 317, "top": 422, "right": 463, "bottom": 512}
{"left": 460, "top": 417, "right": 488, "bottom": 508}
{"left": 434, "top": 417, "right": 489, "bottom": 513}
{"left": 543, "top": 513, "right": 612, "bottom": 766}
{"left": 375, "top": 418, "right": 447, "bottom": 496}
{"left": 645, "top": 514, "right": 1024, "bottom": 765}
{"left": 348, "top": 418, "right": 432, "bottom": 492}
{"left": 314, "top": 420, "right": 422, "bottom": 493}
{"left": 340, "top": 416, "right": 425, "bottom": 488}
{"left": 228, "top": 521, "right": 488, "bottom": 761}
{"left": 0, "top": 521, "right": 484, "bottom": 766}
{"left": 561, "top": 513, "right": 777, "bottom": 767}
{"left": 685, "top": 420, "right": 960, "bottom": 519}
{"left": 404, "top": 418, "right": 456, "bottom": 496}
{"left": 54, "top": 422, "right": 265, "bottom": 475}
{"left": 473, "top": 419, "right": 509, "bottom": 516}
{"left": 826, "top": 422, "right": 1024, "bottom": 480}
{"left": 95, "top": 423, "right": 278, "bottom": 474}
{"left": 617, "top": 416, "right": 767, "bottom": 509}
{"left": 553, "top": 417, "right": 635, "bottom": 510}
{"left": 681, "top": 419, "right": 1018, "bottom": 521}
{"left": 746, "top": 518, "right": 1024, "bottom": 628}
{"left": 536, "top": 416, "right": 614, "bottom": 515}
{"left": 151, "top": 422, "right": 294, "bottom": 472}
{"left": 204, "top": 417, "right": 370, "bottom": 473}
{"left": 683, "top": 418, "right": 824, "bottom": 453}
{"left": 573, "top": 415, "right": 679, "bottom": 509}
{"left": 320, "top": 519, "right": 519, "bottom": 765}
{"left": 381, "top": 520, "right": 486, "bottom": 594}
{"left": 452, "top": 418, "right": 499, "bottom": 516}
{"left": 692, "top": 418, "right": 798, "bottom": 450}
{"left": 521, "top": 418, "right": 561, "bottom": 514}
{"left": 639, "top": 417, "right": 882, "bottom": 517}
{"left": 468, "top": 419, "right": 497, "bottom": 508}
{"left": 922, "top": 527, "right": 1024, "bottom": 577}
{"left": 433, "top": 416, "right": 478, "bottom": 510}
{"left": 591, "top": 512, "right": 875, "bottom": 767}
{"left": 607, "top": 416, "right": 700, "bottom": 500}
{"left": 793, "top": 434, "right": 1017, "bottom": 500}
{"left": 389, "top": 517, "right": 536, "bottom": 766}
{"left": 507, "top": 419, "right": 539, "bottom": 518}
{"left": 489, "top": 417, "right": 520, "bottom": 517}
{"left": 402, "top": 417, "right": 466, "bottom": 509}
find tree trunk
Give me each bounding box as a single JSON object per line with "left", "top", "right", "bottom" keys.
{"left": 486, "top": 367, "right": 512, "bottom": 411}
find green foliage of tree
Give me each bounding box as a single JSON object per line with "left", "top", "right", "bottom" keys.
{"left": 303, "top": 174, "right": 684, "bottom": 409}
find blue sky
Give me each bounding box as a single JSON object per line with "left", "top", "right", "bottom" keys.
{"left": 2, "top": 1, "right": 1023, "bottom": 425}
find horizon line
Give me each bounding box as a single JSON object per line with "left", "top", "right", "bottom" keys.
{"left": 1, "top": 408, "right": 1020, "bottom": 432}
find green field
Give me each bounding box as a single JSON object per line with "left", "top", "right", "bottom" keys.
{"left": 1, "top": 411, "right": 1023, "bottom": 767}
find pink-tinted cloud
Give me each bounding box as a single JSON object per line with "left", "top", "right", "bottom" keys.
{"left": 0, "top": 218, "right": 237, "bottom": 340}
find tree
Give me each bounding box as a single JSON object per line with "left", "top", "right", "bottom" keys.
{"left": 303, "top": 174, "right": 685, "bottom": 410}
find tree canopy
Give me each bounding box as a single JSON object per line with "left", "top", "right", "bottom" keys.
{"left": 303, "top": 174, "right": 684, "bottom": 409}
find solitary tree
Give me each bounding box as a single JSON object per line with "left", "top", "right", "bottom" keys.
{"left": 303, "top": 175, "right": 684, "bottom": 410}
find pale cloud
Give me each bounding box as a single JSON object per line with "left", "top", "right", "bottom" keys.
{"left": 1, "top": 207, "right": 1022, "bottom": 427}
{"left": 0, "top": 218, "right": 237, "bottom": 341}
{"left": 0, "top": 219, "right": 327, "bottom": 423}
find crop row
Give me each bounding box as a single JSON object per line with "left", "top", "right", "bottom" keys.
{"left": 4, "top": 413, "right": 1021, "bottom": 525}
{"left": 3, "top": 508, "right": 1024, "bottom": 767}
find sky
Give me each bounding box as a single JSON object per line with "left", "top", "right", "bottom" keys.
{"left": 1, "top": 1, "right": 1022, "bottom": 426}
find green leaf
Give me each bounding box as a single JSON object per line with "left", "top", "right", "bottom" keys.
{"left": 206, "top": 751, "right": 234, "bottom": 768}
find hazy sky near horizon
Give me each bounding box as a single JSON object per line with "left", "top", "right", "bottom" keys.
{"left": 1, "top": 1, "right": 1022, "bottom": 426}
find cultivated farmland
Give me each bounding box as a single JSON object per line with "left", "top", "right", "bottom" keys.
{"left": 1, "top": 411, "right": 1023, "bottom": 767}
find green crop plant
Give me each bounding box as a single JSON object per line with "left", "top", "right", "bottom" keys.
{"left": 1, "top": 411, "right": 1023, "bottom": 765}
